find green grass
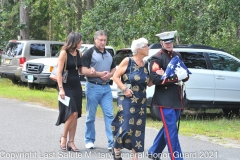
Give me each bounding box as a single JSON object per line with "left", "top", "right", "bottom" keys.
{"left": 180, "top": 119, "right": 240, "bottom": 140}
{"left": 0, "top": 78, "right": 239, "bottom": 143}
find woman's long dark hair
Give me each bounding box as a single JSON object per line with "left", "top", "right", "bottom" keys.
{"left": 62, "top": 32, "right": 82, "bottom": 53}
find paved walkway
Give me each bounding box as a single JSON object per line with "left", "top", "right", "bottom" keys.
{"left": 0, "top": 97, "right": 239, "bottom": 160}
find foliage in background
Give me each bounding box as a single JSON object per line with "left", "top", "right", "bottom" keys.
{"left": 0, "top": 0, "right": 20, "bottom": 48}
{"left": 0, "top": 0, "right": 239, "bottom": 57}
{"left": 81, "top": 0, "right": 240, "bottom": 55}
{"left": 0, "top": 0, "right": 84, "bottom": 45}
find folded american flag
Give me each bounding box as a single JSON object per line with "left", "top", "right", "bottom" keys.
{"left": 161, "top": 56, "right": 192, "bottom": 81}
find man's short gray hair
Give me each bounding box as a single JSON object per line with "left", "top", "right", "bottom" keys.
{"left": 131, "top": 38, "right": 148, "bottom": 55}
{"left": 94, "top": 30, "right": 107, "bottom": 39}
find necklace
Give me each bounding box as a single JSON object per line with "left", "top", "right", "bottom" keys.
{"left": 72, "top": 54, "right": 78, "bottom": 70}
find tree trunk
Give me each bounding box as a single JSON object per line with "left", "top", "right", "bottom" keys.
{"left": 1, "top": 0, "right": 8, "bottom": 8}
{"left": 86, "top": 0, "right": 94, "bottom": 10}
{"left": 75, "top": 0, "right": 82, "bottom": 31}
{"left": 48, "top": 0, "right": 52, "bottom": 40}
{"left": 236, "top": 25, "right": 240, "bottom": 39}
{"left": 19, "top": 0, "right": 29, "bottom": 40}
{"left": 63, "top": 1, "right": 72, "bottom": 35}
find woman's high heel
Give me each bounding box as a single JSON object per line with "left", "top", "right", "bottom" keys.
{"left": 60, "top": 135, "right": 67, "bottom": 151}
{"left": 67, "top": 141, "right": 80, "bottom": 152}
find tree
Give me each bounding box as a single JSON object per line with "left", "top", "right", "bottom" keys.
{"left": 0, "top": 0, "right": 20, "bottom": 48}
{"left": 19, "top": 0, "right": 29, "bottom": 39}
{"left": 80, "top": 0, "right": 240, "bottom": 57}
{"left": 86, "top": 0, "right": 94, "bottom": 10}
{"left": 0, "top": 0, "right": 239, "bottom": 58}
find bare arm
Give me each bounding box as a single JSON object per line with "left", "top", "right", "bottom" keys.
{"left": 79, "top": 67, "right": 95, "bottom": 76}
{"left": 81, "top": 67, "right": 97, "bottom": 77}
{"left": 57, "top": 50, "right": 67, "bottom": 99}
{"left": 113, "top": 58, "right": 133, "bottom": 96}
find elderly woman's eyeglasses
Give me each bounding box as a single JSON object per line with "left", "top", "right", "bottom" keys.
{"left": 141, "top": 45, "right": 149, "bottom": 49}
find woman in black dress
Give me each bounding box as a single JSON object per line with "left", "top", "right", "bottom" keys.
{"left": 112, "top": 38, "right": 153, "bottom": 160}
{"left": 56, "top": 32, "right": 94, "bottom": 152}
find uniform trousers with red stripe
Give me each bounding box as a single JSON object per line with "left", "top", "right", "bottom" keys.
{"left": 148, "top": 107, "right": 183, "bottom": 160}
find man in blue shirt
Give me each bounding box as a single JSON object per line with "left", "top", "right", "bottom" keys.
{"left": 81, "top": 30, "right": 116, "bottom": 152}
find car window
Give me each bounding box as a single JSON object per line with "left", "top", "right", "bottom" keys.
{"left": 80, "top": 46, "right": 114, "bottom": 57}
{"left": 4, "top": 42, "right": 24, "bottom": 56}
{"left": 180, "top": 52, "right": 207, "bottom": 69}
{"left": 149, "top": 43, "right": 162, "bottom": 49}
{"left": 208, "top": 53, "right": 240, "bottom": 72}
{"left": 106, "top": 49, "right": 114, "bottom": 57}
{"left": 51, "top": 44, "right": 63, "bottom": 57}
{"left": 114, "top": 50, "right": 133, "bottom": 65}
{"left": 30, "top": 44, "right": 45, "bottom": 56}
{"left": 80, "top": 46, "right": 89, "bottom": 54}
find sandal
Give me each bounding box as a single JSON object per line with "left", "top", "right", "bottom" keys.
{"left": 60, "top": 135, "right": 67, "bottom": 151}
{"left": 67, "top": 141, "right": 80, "bottom": 152}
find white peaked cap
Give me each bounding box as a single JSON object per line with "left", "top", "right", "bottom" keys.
{"left": 156, "top": 30, "right": 177, "bottom": 43}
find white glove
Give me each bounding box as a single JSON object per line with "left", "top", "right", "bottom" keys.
{"left": 175, "top": 67, "right": 188, "bottom": 80}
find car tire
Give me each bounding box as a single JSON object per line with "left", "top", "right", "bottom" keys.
{"left": 222, "top": 108, "right": 239, "bottom": 118}
{"left": 11, "top": 79, "right": 19, "bottom": 85}
{"left": 231, "top": 109, "right": 239, "bottom": 115}
{"left": 150, "top": 105, "right": 161, "bottom": 121}
{"left": 28, "top": 83, "right": 34, "bottom": 90}
{"left": 35, "top": 84, "right": 45, "bottom": 90}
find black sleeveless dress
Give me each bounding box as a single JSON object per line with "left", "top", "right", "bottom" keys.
{"left": 56, "top": 50, "right": 82, "bottom": 126}
{"left": 111, "top": 58, "right": 150, "bottom": 152}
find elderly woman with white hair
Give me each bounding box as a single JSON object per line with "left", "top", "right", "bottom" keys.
{"left": 111, "top": 38, "right": 153, "bottom": 160}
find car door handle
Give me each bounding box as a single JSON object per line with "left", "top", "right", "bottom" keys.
{"left": 216, "top": 76, "right": 225, "bottom": 80}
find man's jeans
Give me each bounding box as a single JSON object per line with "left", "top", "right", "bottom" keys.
{"left": 84, "top": 82, "right": 114, "bottom": 148}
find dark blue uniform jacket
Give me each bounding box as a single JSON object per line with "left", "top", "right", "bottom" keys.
{"left": 149, "top": 48, "right": 189, "bottom": 109}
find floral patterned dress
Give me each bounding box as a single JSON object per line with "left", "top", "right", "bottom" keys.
{"left": 111, "top": 58, "right": 149, "bottom": 152}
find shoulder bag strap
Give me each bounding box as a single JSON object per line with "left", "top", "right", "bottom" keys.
{"left": 129, "top": 57, "right": 132, "bottom": 84}
{"left": 64, "top": 51, "right": 67, "bottom": 71}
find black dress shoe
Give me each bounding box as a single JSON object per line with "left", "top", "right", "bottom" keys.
{"left": 147, "top": 153, "right": 160, "bottom": 160}
{"left": 112, "top": 147, "right": 122, "bottom": 160}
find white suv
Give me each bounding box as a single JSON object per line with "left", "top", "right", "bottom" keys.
{"left": 113, "top": 44, "right": 240, "bottom": 119}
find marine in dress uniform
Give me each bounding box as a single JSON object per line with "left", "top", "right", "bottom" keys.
{"left": 148, "top": 31, "right": 189, "bottom": 160}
